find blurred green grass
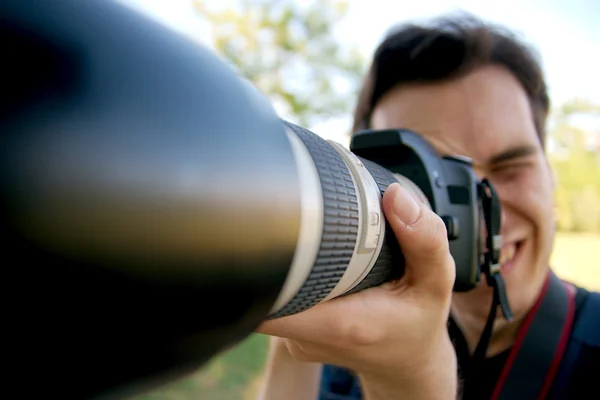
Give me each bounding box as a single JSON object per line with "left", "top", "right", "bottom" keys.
{"left": 134, "top": 333, "right": 269, "bottom": 400}
{"left": 550, "top": 232, "right": 600, "bottom": 291}
{"left": 135, "top": 232, "right": 600, "bottom": 400}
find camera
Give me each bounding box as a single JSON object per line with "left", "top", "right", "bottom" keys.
{"left": 0, "top": 0, "right": 508, "bottom": 398}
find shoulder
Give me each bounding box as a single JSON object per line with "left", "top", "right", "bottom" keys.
{"left": 572, "top": 286, "right": 600, "bottom": 347}
{"left": 553, "top": 287, "right": 600, "bottom": 399}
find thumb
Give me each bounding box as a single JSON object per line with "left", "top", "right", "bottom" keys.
{"left": 382, "top": 183, "right": 455, "bottom": 297}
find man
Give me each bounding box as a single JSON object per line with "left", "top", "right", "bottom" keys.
{"left": 256, "top": 14, "right": 599, "bottom": 400}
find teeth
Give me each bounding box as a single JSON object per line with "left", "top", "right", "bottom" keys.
{"left": 499, "top": 244, "right": 516, "bottom": 265}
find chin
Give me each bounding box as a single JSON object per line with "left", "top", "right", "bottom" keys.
{"left": 501, "top": 239, "right": 550, "bottom": 320}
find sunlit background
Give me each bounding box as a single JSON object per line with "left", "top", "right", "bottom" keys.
{"left": 119, "top": 1, "right": 600, "bottom": 399}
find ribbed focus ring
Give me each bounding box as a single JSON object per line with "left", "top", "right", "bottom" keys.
{"left": 343, "top": 157, "right": 405, "bottom": 296}
{"left": 268, "top": 122, "right": 359, "bottom": 319}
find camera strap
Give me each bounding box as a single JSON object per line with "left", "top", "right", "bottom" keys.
{"left": 471, "top": 179, "right": 578, "bottom": 399}
{"left": 490, "top": 271, "right": 576, "bottom": 400}
{"left": 472, "top": 179, "right": 513, "bottom": 361}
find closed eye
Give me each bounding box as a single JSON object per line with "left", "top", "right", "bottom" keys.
{"left": 491, "top": 161, "right": 534, "bottom": 180}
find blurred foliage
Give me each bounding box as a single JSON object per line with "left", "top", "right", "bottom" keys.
{"left": 549, "top": 98, "right": 600, "bottom": 233}
{"left": 192, "top": 1, "right": 598, "bottom": 232}
{"left": 193, "top": 0, "right": 365, "bottom": 128}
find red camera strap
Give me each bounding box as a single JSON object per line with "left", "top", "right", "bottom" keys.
{"left": 491, "top": 271, "right": 576, "bottom": 400}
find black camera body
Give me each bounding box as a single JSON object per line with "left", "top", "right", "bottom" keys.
{"left": 351, "top": 128, "right": 481, "bottom": 292}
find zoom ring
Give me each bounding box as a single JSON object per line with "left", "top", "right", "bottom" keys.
{"left": 268, "top": 122, "right": 360, "bottom": 319}
{"left": 343, "top": 158, "right": 406, "bottom": 296}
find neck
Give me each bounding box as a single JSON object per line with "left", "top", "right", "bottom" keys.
{"left": 450, "top": 289, "right": 523, "bottom": 357}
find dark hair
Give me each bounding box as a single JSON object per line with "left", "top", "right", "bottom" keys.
{"left": 352, "top": 13, "right": 550, "bottom": 147}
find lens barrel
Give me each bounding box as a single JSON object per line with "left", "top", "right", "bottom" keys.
{"left": 268, "top": 122, "right": 428, "bottom": 318}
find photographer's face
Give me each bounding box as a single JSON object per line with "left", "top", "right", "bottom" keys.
{"left": 370, "top": 65, "right": 556, "bottom": 322}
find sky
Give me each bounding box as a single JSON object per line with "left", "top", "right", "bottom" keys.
{"left": 121, "top": 0, "right": 600, "bottom": 145}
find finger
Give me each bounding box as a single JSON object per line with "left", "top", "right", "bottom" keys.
{"left": 255, "top": 300, "right": 346, "bottom": 342}
{"left": 382, "top": 183, "right": 455, "bottom": 296}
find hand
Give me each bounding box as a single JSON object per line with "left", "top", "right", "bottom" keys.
{"left": 256, "top": 183, "right": 458, "bottom": 398}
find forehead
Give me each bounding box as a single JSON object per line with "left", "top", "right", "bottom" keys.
{"left": 370, "top": 65, "right": 541, "bottom": 165}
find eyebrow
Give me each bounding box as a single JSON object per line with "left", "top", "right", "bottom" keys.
{"left": 488, "top": 144, "right": 538, "bottom": 165}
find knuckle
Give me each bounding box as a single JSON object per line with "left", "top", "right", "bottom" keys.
{"left": 422, "top": 211, "right": 449, "bottom": 253}
{"left": 336, "top": 317, "right": 384, "bottom": 347}
{"left": 442, "top": 254, "right": 457, "bottom": 292}
{"left": 429, "top": 253, "right": 456, "bottom": 303}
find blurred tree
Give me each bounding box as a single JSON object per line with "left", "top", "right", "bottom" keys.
{"left": 554, "top": 98, "right": 600, "bottom": 120}
{"left": 549, "top": 98, "right": 600, "bottom": 233}
{"left": 193, "top": 0, "right": 365, "bottom": 128}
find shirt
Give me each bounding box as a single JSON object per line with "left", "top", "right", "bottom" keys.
{"left": 318, "top": 285, "right": 600, "bottom": 400}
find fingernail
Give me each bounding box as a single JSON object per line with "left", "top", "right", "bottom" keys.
{"left": 394, "top": 185, "right": 421, "bottom": 226}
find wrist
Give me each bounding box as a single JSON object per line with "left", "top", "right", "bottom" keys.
{"left": 357, "top": 335, "right": 458, "bottom": 400}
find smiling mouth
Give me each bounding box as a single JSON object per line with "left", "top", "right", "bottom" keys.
{"left": 500, "top": 240, "right": 524, "bottom": 273}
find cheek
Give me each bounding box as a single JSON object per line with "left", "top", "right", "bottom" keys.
{"left": 522, "top": 176, "right": 552, "bottom": 213}
{"left": 495, "top": 167, "right": 555, "bottom": 231}
{"left": 524, "top": 169, "right": 555, "bottom": 225}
